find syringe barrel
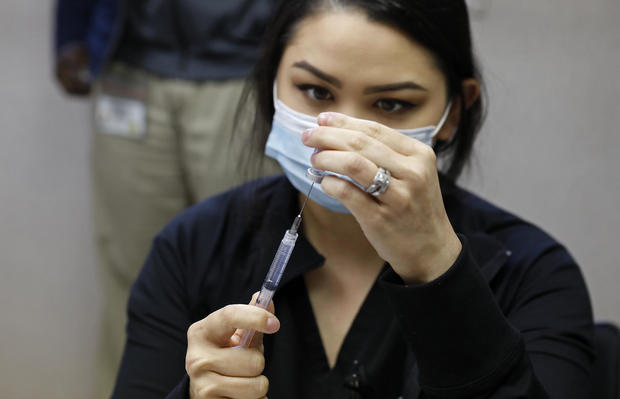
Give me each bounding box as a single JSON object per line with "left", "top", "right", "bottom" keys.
{"left": 237, "top": 229, "right": 298, "bottom": 348}
{"left": 262, "top": 229, "right": 298, "bottom": 291}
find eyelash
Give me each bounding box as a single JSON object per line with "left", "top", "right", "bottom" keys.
{"left": 296, "top": 84, "right": 334, "bottom": 101}
{"left": 295, "top": 84, "right": 415, "bottom": 114}
{"left": 374, "top": 98, "right": 415, "bottom": 113}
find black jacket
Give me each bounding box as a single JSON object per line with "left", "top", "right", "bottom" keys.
{"left": 112, "top": 175, "right": 594, "bottom": 398}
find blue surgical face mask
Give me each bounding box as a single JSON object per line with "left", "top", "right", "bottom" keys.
{"left": 265, "top": 85, "right": 452, "bottom": 213}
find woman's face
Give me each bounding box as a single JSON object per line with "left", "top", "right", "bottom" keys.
{"left": 276, "top": 10, "right": 453, "bottom": 132}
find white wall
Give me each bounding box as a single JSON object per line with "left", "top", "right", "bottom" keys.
{"left": 463, "top": 1, "right": 620, "bottom": 323}
{"left": 0, "top": 1, "right": 618, "bottom": 398}
{"left": 0, "top": 2, "right": 99, "bottom": 398}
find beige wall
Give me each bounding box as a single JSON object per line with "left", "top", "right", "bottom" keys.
{"left": 0, "top": 1, "right": 618, "bottom": 397}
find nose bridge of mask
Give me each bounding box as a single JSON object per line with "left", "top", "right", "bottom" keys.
{"left": 397, "top": 101, "right": 452, "bottom": 145}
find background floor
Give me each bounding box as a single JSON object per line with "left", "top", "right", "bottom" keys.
{"left": 1, "top": 1, "right": 618, "bottom": 397}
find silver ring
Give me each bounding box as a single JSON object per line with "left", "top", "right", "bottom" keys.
{"left": 366, "top": 167, "right": 391, "bottom": 197}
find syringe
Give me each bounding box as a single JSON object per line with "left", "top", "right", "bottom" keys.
{"left": 237, "top": 167, "right": 325, "bottom": 348}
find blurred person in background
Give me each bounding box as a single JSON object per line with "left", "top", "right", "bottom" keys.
{"left": 54, "top": 0, "right": 278, "bottom": 396}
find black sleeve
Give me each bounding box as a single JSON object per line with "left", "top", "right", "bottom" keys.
{"left": 111, "top": 235, "right": 192, "bottom": 398}
{"left": 379, "top": 235, "right": 594, "bottom": 398}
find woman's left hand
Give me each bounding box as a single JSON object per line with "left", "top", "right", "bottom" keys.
{"left": 302, "top": 112, "right": 462, "bottom": 284}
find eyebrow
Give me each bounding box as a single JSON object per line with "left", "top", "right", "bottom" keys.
{"left": 292, "top": 61, "right": 342, "bottom": 88}
{"left": 292, "top": 60, "right": 428, "bottom": 94}
{"left": 363, "top": 81, "right": 428, "bottom": 94}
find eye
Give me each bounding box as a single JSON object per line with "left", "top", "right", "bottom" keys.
{"left": 374, "top": 99, "right": 414, "bottom": 113}
{"left": 296, "top": 84, "right": 334, "bottom": 102}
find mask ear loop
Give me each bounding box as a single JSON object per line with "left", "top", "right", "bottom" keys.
{"left": 273, "top": 82, "right": 281, "bottom": 111}
{"left": 432, "top": 101, "right": 461, "bottom": 176}
{"left": 430, "top": 101, "right": 453, "bottom": 138}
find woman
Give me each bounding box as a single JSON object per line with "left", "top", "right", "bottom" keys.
{"left": 112, "top": 1, "right": 594, "bottom": 398}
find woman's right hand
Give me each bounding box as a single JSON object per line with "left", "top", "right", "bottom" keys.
{"left": 185, "top": 293, "right": 280, "bottom": 398}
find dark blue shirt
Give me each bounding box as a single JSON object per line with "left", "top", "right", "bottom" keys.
{"left": 115, "top": 0, "right": 273, "bottom": 80}
{"left": 55, "top": 0, "right": 273, "bottom": 80}
{"left": 112, "top": 175, "right": 594, "bottom": 398}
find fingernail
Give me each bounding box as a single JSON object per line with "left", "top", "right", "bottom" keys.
{"left": 302, "top": 128, "right": 313, "bottom": 142}
{"left": 318, "top": 112, "right": 331, "bottom": 125}
{"left": 266, "top": 317, "right": 279, "bottom": 333}
{"left": 311, "top": 149, "right": 320, "bottom": 163}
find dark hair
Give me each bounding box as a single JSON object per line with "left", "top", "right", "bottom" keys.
{"left": 238, "top": 0, "right": 485, "bottom": 182}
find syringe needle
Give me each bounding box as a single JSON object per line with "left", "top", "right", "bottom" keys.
{"left": 299, "top": 181, "right": 315, "bottom": 216}
{"left": 290, "top": 181, "right": 315, "bottom": 234}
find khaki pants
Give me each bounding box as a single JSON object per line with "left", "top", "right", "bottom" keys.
{"left": 91, "top": 63, "right": 279, "bottom": 398}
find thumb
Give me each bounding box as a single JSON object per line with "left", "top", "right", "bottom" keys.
{"left": 249, "top": 290, "right": 276, "bottom": 314}
{"left": 232, "top": 291, "right": 278, "bottom": 349}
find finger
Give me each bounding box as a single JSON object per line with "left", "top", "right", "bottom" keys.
{"left": 231, "top": 325, "right": 264, "bottom": 350}
{"left": 229, "top": 293, "right": 260, "bottom": 349}
{"left": 247, "top": 292, "right": 275, "bottom": 350}
{"left": 232, "top": 293, "right": 276, "bottom": 349}
{"left": 303, "top": 125, "right": 414, "bottom": 179}
{"left": 318, "top": 112, "right": 428, "bottom": 156}
{"left": 319, "top": 174, "right": 381, "bottom": 217}
{"left": 248, "top": 291, "right": 276, "bottom": 314}
{"left": 311, "top": 150, "right": 412, "bottom": 207}
{"left": 311, "top": 149, "right": 380, "bottom": 191}
{"left": 190, "top": 304, "right": 280, "bottom": 347}
{"left": 187, "top": 345, "right": 266, "bottom": 378}
{"left": 193, "top": 373, "right": 269, "bottom": 399}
